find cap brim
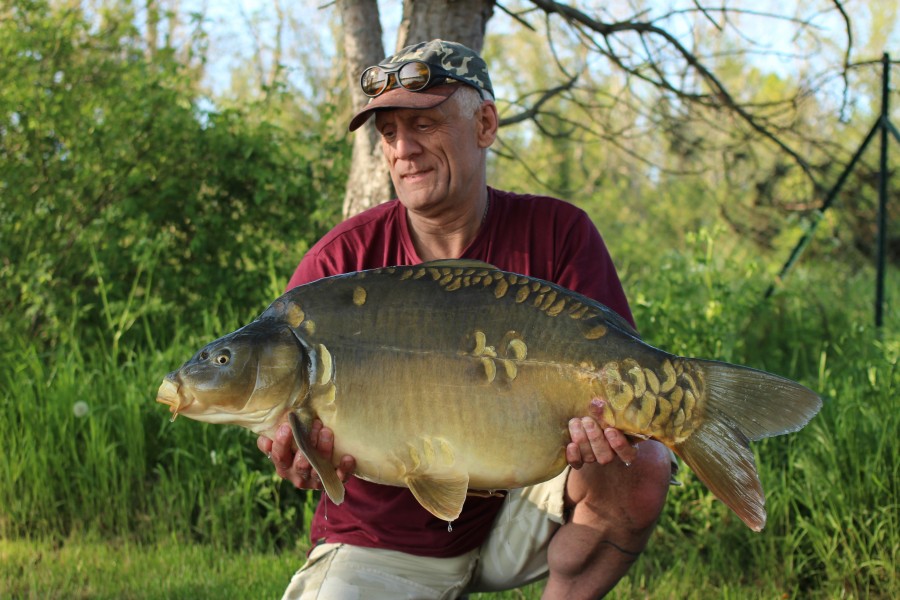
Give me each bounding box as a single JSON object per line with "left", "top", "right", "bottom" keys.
{"left": 348, "top": 84, "right": 460, "bottom": 131}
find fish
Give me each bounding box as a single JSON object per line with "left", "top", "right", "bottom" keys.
{"left": 156, "top": 259, "right": 822, "bottom": 531}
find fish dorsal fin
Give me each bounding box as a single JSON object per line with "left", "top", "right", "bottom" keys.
{"left": 583, "top": 303, "right": 640, "bottom": 339}
{"left": 405, "top": 471, "right": 470, "bottom": 522}
{"left": 417, "top": 260, "right": 639, "bottom": 338}
{"left": 418, "top": 259, "right": 498, "bottom": 270}
{"left": 288, "top": 412, "right": 345, "bottom": 505}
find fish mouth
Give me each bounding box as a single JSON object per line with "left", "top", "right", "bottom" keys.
{"left": 156, "top": 374, "right": 192, "bottom": 421}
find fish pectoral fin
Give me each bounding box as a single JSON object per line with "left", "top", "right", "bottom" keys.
{"left": 405, "top": 472, "right": 470, "bottom": 522}
{"left": 288, "top": 412, "right": 345, "bottom": 506}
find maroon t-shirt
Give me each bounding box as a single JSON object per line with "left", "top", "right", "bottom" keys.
{"left": 287, "top": 187, "right": 634, "bottom": 558}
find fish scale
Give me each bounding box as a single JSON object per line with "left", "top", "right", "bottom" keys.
{"left": 157, "top": 259, "right": 822, "bottom": 531}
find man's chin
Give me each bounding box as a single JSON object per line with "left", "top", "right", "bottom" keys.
{"left": 396, "top": 187, "right": 445, "bottom": 211}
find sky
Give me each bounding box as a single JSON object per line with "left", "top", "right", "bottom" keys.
{"left": 172, "top": 0, "right": 900, "bottom": 113}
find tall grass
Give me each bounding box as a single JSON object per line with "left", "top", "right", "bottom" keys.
{"left": 622, "top": 229, "right": 899, "bottom": 597}
{"left": 1, "top": 229, "right": 897, "bottom": 597}
{"left": 0, "top": 535, "right": 301, "bottom": 599}
{"left": 0, "top": 294, "right": 314, "bottom": 552}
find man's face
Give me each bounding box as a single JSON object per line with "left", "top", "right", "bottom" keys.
{"left": 374, "top": 92, "right": 490, "bottom": 215}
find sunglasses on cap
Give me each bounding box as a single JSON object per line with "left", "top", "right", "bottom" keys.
{"left": 360, "top": 60, "right": 483, "bottom": 98}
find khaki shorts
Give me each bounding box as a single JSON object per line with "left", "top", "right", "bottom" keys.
{"left": 282, "top": 452, "right": 678, "bottom": 599}
{"left": 281, "top": 467, "right": 570, "bottom": 600}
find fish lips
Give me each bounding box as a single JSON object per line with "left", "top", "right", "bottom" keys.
{"left": 155, "top": 372, "right": 195, "bottom": 417}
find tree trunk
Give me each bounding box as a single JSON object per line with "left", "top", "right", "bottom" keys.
{"left": 396, "top": 0, "right": 494, "bottom": 53}
{"left": 340, "top": 0, "right": 496, "bottom": 218}
{"left": 338, "top": 0, "right": 392, "bottom": 218}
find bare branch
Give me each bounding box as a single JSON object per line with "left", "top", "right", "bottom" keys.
{"left": 526, "top": 0, "right": 819, "bottom": 188}
{"left": 691, "top": 0, "right": 722, "bottom": 32}
{"left": 495, "top": 1, "right": 536, "bottom": 32}
{"left": 830, "top": 0, "right": 853, "bottom": 120}
{"left": 499, "top": 77, "right": 579, "bottom": 127}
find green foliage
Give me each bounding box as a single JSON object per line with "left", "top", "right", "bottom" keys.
{"left": 0, "top": 0, "right": 341, "bottom": 558}
{"left": 620, "top": 232, "right": 899, "bottom": 599}
{"left": 0, "top": 536, "right": 301, "bottom": 599}
{"left": 0, "top": 1, "right": 347, "bottom": 349}
{"left": 0, "top": 310, "right": 316, "bottom": 552}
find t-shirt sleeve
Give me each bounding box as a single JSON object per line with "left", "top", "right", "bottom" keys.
{"left": 553, "top": 212, "right": 636, "bottom": 330}
{"left": 286, "top": 248, "right": 339, "bottom": 291}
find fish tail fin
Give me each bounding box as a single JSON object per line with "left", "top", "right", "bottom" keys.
{"left": 673, "top": 360, "right": 822, "bottom": 531}
{"left": 288, "top": 412, "right": 345, "bottom": 505}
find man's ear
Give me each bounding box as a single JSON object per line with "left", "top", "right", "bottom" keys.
{"left": 476, "top": 101, "right": 499, "bottom": 149}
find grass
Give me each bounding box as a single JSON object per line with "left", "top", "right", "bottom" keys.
{"left": 0, "top": 536, "right": 301, "bottom": 599}
{"left": 1, "top": 231, "right": 898, "bottom": 599}
{"left": 0, "top": 537, "right": 817, "bottom": 599}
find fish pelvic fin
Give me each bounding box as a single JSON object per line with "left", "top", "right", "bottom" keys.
{"left": 673, "top": 360, "right": 822, "bottom": 532}
{"left": 288, "top": 412, "right": 345, "bottom": 505}
{"left": 405, "top": 471, "right": 470, "bottom": 522}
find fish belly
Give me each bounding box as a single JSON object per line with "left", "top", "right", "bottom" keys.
{"left": 315, "top": 347, "right": 592, "bottom": 491}
{"left": 291, "top": 266, "right": 636, "bottom": 492}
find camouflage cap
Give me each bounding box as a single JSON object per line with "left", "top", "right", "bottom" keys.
{"left": 348, "top": 39, "right": 494, "bottom": 131}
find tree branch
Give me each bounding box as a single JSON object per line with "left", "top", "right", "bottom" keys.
{"left": 498, "top": 75, "right": 578, "bottom": 127}
{"left": 526, "top": 0, "right": 819, "bottom": 189}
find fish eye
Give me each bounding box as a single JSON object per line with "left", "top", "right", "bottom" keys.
{"left": 214, "top": 351, "right": 230, "bottom": 365}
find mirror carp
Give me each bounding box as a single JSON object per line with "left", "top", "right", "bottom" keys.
{"left": 157, "top": 260, "right": 822, "bottom": 531}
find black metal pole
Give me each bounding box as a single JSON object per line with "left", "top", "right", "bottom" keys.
{"left": 876, "top": 53, "right": 890, "bottom": 328}
{"left": 765, "top": 118, "right": 881, "bottom": 299}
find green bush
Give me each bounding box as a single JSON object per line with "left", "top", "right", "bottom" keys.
{"left": 0, "top": 1, "right": 346, "bottom": 349}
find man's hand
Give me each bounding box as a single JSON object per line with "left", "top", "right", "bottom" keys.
{"left": 256, "top": 418, "right": 356, "bottom": 490}
{"left": 566, "top": 399, "right": 639, "bottom": 468}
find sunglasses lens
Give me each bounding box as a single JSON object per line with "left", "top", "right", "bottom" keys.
{"left": 397, "top": 61, "right": 431, "bottom": 91}
{"left": 361, "top": 67, "right": 388, "bottom": 97}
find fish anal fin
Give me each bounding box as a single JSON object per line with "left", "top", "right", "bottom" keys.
{"left": 405, "top": 472, "right": 470, "bottom": 522}
{"left": 675, "top": 418, "right": 766, "bottom": 531}
{"left": 288, "top": 412, "right": 345, "bottom": 505}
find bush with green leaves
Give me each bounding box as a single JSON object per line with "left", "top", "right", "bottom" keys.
{"left": 0, "top": 1, "right": 346, "bottom": 349}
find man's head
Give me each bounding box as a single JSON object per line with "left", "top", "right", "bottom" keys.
{"left": 351, "top": 40, "right": 499, "bottom": 220}
{"left": 348, "top": 39, "right": 494, "bottom": 132}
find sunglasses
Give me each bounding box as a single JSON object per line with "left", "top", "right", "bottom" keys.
{"left": 360, "top": 60, "right": 481, "bottom": 98}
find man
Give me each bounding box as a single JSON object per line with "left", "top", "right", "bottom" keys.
{"left": 257, "top": 39, "right": 673, "bottom": 599}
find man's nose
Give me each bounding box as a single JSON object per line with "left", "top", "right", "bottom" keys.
{"left": 393, "top": 128, "right": 423, "bottom": 159}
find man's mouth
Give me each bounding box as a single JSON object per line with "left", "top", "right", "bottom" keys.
{"left": 401, "top": 168, "right": 432, "bottom": 181}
